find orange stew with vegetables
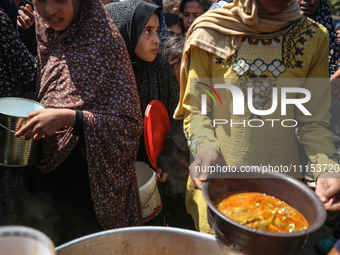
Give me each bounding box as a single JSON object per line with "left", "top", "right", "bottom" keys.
{"left": 213, "top": 192, "right": 309, "bottom": 233}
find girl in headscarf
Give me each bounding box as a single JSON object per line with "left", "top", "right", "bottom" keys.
{"left": 106, "top": 0, "right": 189, "bottom": 225}
{"left": 174, "top": 0, "right": 340, "bottom": 235}
{"left": 15, "top": 0, "right": 143, "bottom": 244}
{"left": 106, "top": 0, "right": 187, "bottom": 176}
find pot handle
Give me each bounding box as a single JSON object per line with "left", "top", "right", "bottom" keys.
{"left": 0, "top": 122, "right": 16, "bottom": 133}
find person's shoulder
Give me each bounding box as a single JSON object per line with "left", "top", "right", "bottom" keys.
{"left": 296, "top": 16, "right": 329, "bottom": 37}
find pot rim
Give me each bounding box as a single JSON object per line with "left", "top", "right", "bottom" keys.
{"left": 56, "top": 226, "right": 222, "bottom": 251}
{"left": 0, "top": 97, "right": 44, "bottom": 118}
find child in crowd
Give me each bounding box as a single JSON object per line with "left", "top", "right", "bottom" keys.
{"left": 160, "top": 35, "right": 195, "bottom": 229}
{"left": 106, "top": 0, "right": 186, "bottom": 179}
{"left": 106, "top": 0, "right": 189, "bottom": 226}
{"left": 161, "top": 35, "right": 185, "bottom": 84}
{"left": 179, "top": 0, "right": 212, "bottom": 32}
{"left": 163, "top": 0, "right": 181, "bottom": 14}
{"left": 14, "top": 0, "right": 143, "bottom": 245}
{"left": 164, "top": 13, "right": 185, "bottom": 36}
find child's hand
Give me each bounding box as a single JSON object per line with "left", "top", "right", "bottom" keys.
{"left": 156, "top": 169, "right": 168, "bottom": 182}
{"left": 17, "top": 4, "right": 35, "bottom": 29}
{"left": 14, "top": 109, "right": 76, "bottom": 140}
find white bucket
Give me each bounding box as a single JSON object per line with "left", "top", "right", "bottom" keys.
{"left": 135, "top": 161, "right": 162, "bottom": 223}
{"left": 0, "top": 225, "right": 56, "bottom": 255}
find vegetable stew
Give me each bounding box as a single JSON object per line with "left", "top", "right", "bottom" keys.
{"left": 213, "top": 192, "right": 309, "bottom": 233}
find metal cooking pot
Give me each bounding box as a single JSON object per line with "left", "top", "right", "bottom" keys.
{"left": 201, "top": 169, "right": 326, "bottom": 255}
{"left": 56, "top": 226, "right": 242, "bottom": 255}
{"left": 0, "top": 97, "right": 44, "bottom": 167}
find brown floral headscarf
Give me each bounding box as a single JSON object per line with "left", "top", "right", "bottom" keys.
{"left": 35, "top": 0, "right": 143, "bottom": 229}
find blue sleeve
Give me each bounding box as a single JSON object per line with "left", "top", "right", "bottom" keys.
{"left": 335, "top": 239, "right": 340, "bottom": 252}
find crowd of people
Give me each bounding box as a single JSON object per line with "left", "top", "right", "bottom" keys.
{"left": 2, "top": 0, "right": 340, "bottom": 254}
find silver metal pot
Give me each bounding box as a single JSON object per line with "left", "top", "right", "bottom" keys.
{"left": 0, "top": 97, "right": 44, "bottom": 167}
{"left": 56, "top": 226, "right": 242, "bottom": 255}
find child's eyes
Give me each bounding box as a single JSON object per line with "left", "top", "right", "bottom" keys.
{"left": 143, "top": 29, "right": 160, "bottom": 35}
{"left": 183, "top": 13, "right": 202, "bottom": 17}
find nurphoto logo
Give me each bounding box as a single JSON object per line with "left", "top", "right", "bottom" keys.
{"left": 194, "top": 78, "right": 314, "bottom": 128}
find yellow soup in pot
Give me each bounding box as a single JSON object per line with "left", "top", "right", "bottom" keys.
{"left": 213, "top": 192, "right": 309, "bottom": 233}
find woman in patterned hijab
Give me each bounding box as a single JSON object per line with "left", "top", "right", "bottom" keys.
{"left": 15, "top": 0, "right": 143, "bottom": 244}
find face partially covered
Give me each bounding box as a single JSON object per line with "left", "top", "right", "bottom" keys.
{"left": 33, "top": 0, "right": 74, "bottom": 31}
{"left": 296, "top": 0, "right": 320, "bottom": 17}
{"left": 134, "top": 13, "right": 160, "bottom": 62}
{"left": 256, "top": 0, "right": 292, "bottom": 13}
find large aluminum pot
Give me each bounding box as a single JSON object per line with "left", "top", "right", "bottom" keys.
{"left": 201, "top": 169, "right": 327, "bottom": 255}
{"left": 56, "top": 226, "right": 243, "bottom": 255}
{"left": 0, "top": 97, "right": 44, "bottom": 167}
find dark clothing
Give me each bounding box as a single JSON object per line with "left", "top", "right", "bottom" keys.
{"left": 0, "top": 7, "right": 37, "bottom": 98}
{"left": 40, "top": 138, "right": 102, "bottom": 246}
{"left": 17, "top": 0, "right": 38, "bottom": 56}
{"left": 310, "top": 0, "right": 339, "bottom": 76}
{"left": 0, "top": 0, "right": 18, "bottom": 30}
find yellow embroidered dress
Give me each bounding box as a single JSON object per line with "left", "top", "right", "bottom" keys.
{"left": 183, "top": 16, "right": 339, "bottom": 234}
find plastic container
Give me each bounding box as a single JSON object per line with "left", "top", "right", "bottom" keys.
{"left": 135, "top": 161, "right": 162, "bottom": 222}
{"left": 0, "top": 225, "right": 56, "bottom": 255}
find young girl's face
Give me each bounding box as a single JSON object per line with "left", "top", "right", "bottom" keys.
{"left": 33, "top": 0, "right": 74, "bottom": 31}
{"left": 180, "top": 1, "right": 205, "bottom": 32}
{"left": 135, "top": 13, "right": 160, "bottom": 62}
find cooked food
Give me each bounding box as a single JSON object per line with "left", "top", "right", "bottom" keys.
{"left": 213, "top": 192, "right": 309, "bottom": 233}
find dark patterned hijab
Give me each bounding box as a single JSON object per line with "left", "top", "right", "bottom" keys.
{"left": 105, "top": 0, "right": 161, "bottom": 63}
{"left": 309, "top": 0, "right": 339, "bottom": 76}
{"left": 106, "top": 0, "right": 187, "bottom": 156}
{"left": 35, "top": 0, "right": 143, "bottom": 229}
